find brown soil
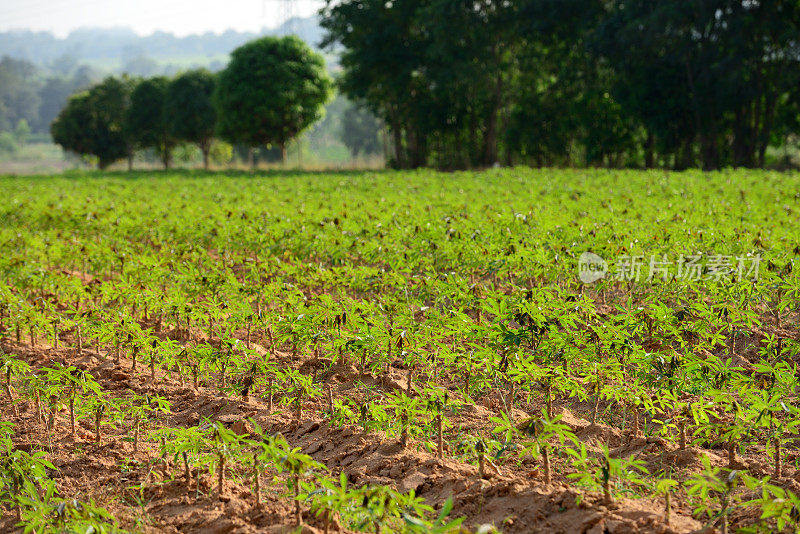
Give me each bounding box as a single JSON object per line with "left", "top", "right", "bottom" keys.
{"left": 4, "top": 305, "right": 798, "bottom": 533}
{"left": 1, "top": 335, "right": 715, "bottom": 534}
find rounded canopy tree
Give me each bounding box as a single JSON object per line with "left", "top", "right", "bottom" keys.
{"left": 166, "top": 69, "right": 217, "bottom": 170}
{"left": 125, "top": 76, "right": 174, "bottom": 169}
{"left": 214, "top": 35, "right": 332, "bottom": 164}
{"left": 51, "top": 76, "right": 132, "bottom": 170}
{"left": 51, "top": 92, "right": 94, "bottom": 160}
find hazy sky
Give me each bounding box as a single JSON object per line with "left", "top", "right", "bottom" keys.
{"left": 0, "top": 0, "right": 324, "bottom": 37}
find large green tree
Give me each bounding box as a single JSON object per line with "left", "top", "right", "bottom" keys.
{"left": 125, "top": 76, "right": 174, "bottom": 169}
{"left": 321, "top": 0, "right": 431, "bottom": 168}
{"left": 321, "top": 0, "right": 619, "bottom": 169}
{"left": 508, "top": 0, "right": 637, "bottom": 167}
{"left": 322, "top": 0, "right": 800, "bottom": 170}
{"left": 165, "top": 69, "right": 217, "bottom": 170}
{"left": 51, "top": 92, "right": 94, "bottom": 160}
{"left": 214, "top": 36, "right": 332, "bottom": 164}
{"left": 51, "top": 76, "right": 132, "bottom": 170}
{"left": 416, "top": 0, "right": 520, "bottom": 167}
{"left": 594, "top": 0, "right": 800, "bottom": 169}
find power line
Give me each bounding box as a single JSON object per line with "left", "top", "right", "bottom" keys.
{"left": 262, "top": 0, "right": 303, "bottom": 35}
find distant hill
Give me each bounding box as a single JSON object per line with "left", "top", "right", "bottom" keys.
{"left": 0, "top": 16, "right": 324, "bottom": 73}
{"left": 0, "top": 14, "right": 372, "bottom": 164}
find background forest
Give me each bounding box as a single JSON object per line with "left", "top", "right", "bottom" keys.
{"left": 3, "top": 2, "right": 800, "bottom": 172}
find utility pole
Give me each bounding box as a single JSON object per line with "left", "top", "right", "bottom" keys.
{"left": 262, "top": 0, "right": 299, "bottom": 35}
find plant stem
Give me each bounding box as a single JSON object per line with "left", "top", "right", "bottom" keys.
{"left": 95, "top": 408, "right": 102, "bottom": 443}
{"left": 268, "top": 377, "right": 274, "bottom": 413}
{"left": 602, "top": 457, "right": 612, "bottom": 505}
{"left": 267, "top": 327, "right": 274, "bottom": 356}
{"left": 387, "top": 325, "right": 392, "bottom": 363}
{"left": 400, "top": 413, "right": 408, "bottom": 448}
{"left": 5, "top": 370, "right": 17, "bottom": 417}
{"left": 294, "top": 473, "right": 301, "bottom": 525}
{"left": 295, "top": 393, "right": 303, "bottom": 420}
{"left": 545, "top": 384, "right": 552, "bottom": 419}
{"left": 34, "top": 388, "right": 40, "bottom": 423}
{"left": 48, "top": 395, "right": 56, "bottom": 430}
{"left": 543, "top": 446, "right": 551, "bottom": 484}
{"left": 253, "top": 451, "right": 260, "bottom": 504}
{"left": 217, "top": 452, "right": 225, "bottom": 498}
{"left": 69, "top": 387, "right": 75, "bottom": 436}
{"left": 12, "top": 474, "right": 20, "bottom": 521}
{"left": 360, "top": 348, "right": 366, "bottom": 377}
{"left": 507, "top": 381, "right": 515, "bottom": 423}
{"left": 436, "top": 413, "right": 443, "bottom": 459}
{"left": 721, "top": 494, "right": 729, "bottom": 534}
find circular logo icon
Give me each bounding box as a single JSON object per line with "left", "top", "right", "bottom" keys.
{"left": 578, "top": 252, "right": 607, "bottom": 283}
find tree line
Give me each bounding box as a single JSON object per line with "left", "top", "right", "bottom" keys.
{"left": 320, "top": 0, "right": 800, "bottom": 170}
{"left": 51, "top": 36, "right": 332, "bottom": 170}
{"left": 0, "top": 22, "right": 324, "bottom": 68}
{"left": 0, "top": 56, "right": 97, "bottom": 148}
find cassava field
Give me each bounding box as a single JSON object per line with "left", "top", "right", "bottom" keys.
{"left": 1, "top": 168, "right": 800, "bottom": 534}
